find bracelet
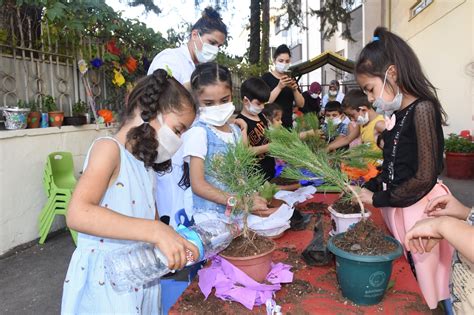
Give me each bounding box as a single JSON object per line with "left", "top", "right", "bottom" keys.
{"left": 225, "top": 196, "right": 237, "bottom": 217}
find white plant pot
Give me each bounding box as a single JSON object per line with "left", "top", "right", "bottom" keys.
{"left": 328, "top": 205, "right": 371, "bottom": 235}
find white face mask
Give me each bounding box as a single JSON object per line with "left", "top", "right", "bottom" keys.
{"left": 324, "top": 117, "right": 342, "bottom": 125}
{"left": 373, "top": 69, "right": 403, "bottom": 116}
{"left": 275, "top": 62, "right": 290, "bottom": 73}
{"left": 310, "top": 93, "right": 319, "bottom": 99}
{"left": 328, "top": 90, "right": 338, "bottom": 97}
{"left": 194, "top": 33, "right": 219, "bottom": 63}
{"left": 155, "top": 114, "right": 183, "bottom": 163}
{"left": 245, "top": 98, "right": 262, "bottom": 115}
{"left": 199, "top": 102, "right": 235, "bottom": 126}
{"left": 356, "top": 112, "right": 369, "bottom": 125}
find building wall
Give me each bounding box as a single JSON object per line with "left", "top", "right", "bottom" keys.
{"left": 0, "top": 125, "right": 115, "bottom": 255}
{"left": 387, "top": 0, "right": 473, "bottom": 134}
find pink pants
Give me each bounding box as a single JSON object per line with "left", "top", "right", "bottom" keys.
{"left": 380, "top": 182, "right": 454, "bottom": 309}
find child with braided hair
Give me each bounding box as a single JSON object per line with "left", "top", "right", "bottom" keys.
{"left": 61, "top": 69, "right": 199, "bottom": 314}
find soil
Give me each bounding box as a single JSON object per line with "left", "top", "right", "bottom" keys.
{"left": 269, "top": 177, "right": 299, "bottom": 186}
{"left": 295, "top": 201, "right": 327, "bottom": 214}
{"left": 220, "top": 231, "right": 275, "bottom": 258}
{"left": 332, "top": 198, "right": 362, "bottom": 214}
{"left": 333, "top": 219, "right": 398, "bottom": 255}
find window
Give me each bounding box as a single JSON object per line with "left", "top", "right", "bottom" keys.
{"left": 410, "top": 0, "right": 433, "bottom": 18}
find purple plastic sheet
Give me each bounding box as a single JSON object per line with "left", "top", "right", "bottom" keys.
{"left": 198, "top": 256, "right": 293, "bottom": 310}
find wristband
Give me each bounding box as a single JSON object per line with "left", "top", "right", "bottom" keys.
{"left": 225, "top": 196, "right": 237, "bottom": 217}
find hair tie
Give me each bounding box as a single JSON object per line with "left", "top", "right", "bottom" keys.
{"left": 372, "top": 36, "right": 380, "bottom": 42}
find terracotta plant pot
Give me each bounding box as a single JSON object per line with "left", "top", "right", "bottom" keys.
{"left": 445, "top": 152, "right": 474, "bottom": 179}
{"left": 220, "top": 239, "right": 276, "bottom": 283}
{"left": 27, "top": 111, "right": 41, "bottom": 128}
{"left": 48, "top": 111, "right": 64, "bottom": 127}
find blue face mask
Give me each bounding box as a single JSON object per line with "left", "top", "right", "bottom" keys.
{"left": 373, "top": 69, "right": 403, "bottom": 116}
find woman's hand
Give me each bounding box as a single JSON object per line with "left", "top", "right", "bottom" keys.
{"left": 278, "top": 75, "right": 292, "bottom": 89}
{"left": 425, "top": 194, "right": 470, "bottom": 220}
{"left": 152, "top": 221, "right": 199, "bottom": 270}
{"left": 404, "top": 217, "right": 445, "bottom": 254}
{"left": 289, "top": 79, "right": 299, "bottom": 91}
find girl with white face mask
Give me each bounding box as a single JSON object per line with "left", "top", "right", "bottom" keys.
{"left": 355, "top": 27, "right": 452, "bottom": 312}
{"left": 261, "top": 44, "right": 305, "bottom": 129}
{"left": 61, "top": 70, "right": 199, "bottom": 314}
{"left": 183, "top": 63, "right": 271, "bottom": 222}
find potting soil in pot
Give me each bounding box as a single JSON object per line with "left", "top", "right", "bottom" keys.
{"left": 333, "top": 220, "right": 398, "bottom": 255}
{"left": 198, "top": 256, "right": 293, "bottom": 310}
{"left": 220, "top": 231, "right": 274, "bottom": 257}
{"left": 332, "top": 198, "right": 362, "bottom": 214}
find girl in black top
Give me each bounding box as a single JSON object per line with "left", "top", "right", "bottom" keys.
{"left": 354, "top": 27, "right": 452, "bottom": 310}
{"left": 261, "top": 44, "right": 304, "bottom": 128}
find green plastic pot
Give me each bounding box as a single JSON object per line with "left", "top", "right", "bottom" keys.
{"left": 327, "top": 233, "right": 403, "bottom": 305}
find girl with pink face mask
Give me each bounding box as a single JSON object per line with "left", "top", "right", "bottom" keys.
{"left": 354, "top": 27, "right": 451, "bottom": 311}
{"left": 182, "top": 63, "right": 272, "bottom": 223}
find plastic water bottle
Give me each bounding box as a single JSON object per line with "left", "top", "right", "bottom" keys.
{"left": 104, "top": 220, "right": 239, "bottom": 292}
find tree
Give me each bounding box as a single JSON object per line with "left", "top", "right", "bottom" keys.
{"left": 248, "top": 0, "right": 261, "bottom": 65}
{"left": 311, "top": 0, "right": 356, "bottom": 42}
{"left": 260, "top": 0, "right": 270, "bottom": 69}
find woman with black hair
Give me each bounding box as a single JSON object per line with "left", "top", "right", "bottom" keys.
{"left": 261, "top": 44, "right": 304, "bottom": 128}
{"left": 354, "top": 27, "right": 452, "bottom": 310}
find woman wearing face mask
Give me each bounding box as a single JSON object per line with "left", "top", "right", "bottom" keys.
{"left": 261, "top": 44, "right": 304, "bottom": 129}
{"left": 354, "top": 27, "right": 452, "bottom": 311}
{"left": 321, "top": 79, "right": 345, "bottom": 112}
{"left": 147, "top": 7, "right": 227, "bottom": 228}
{"left": 183, "top": 63, "right": 271, "bottom": 222}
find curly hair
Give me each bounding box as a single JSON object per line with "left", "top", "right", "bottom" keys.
{"left": 123, "top": 69, "right": 197, "bottom": 173}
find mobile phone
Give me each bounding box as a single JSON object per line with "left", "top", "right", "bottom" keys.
{"left": 283, "top": 70, "right": 293, "bottom": 76}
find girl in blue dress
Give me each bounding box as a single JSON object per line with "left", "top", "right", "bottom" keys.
{"left": 61, "top": 69, "right": 199, "bottom": 314}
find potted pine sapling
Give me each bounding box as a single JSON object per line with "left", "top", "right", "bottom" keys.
{"left": 267, "top": 126, "right": 403, "bottom": 305}
{"left": 209, "top": 140, "right": 277, "bottom": 283}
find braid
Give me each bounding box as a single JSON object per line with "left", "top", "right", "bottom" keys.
{"left": 125, "top": 69, "right": 193, "bottom": 173}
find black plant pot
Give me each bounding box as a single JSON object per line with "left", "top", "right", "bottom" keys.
{"left": 64, "top": 116, "right": 87, "bottom": 126}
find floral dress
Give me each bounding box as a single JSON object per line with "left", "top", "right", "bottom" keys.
{"left": 61, "top": 137, "right": 160, "bottom": 314}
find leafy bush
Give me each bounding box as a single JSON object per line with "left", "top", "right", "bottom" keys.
{"left": 42, "top": 96, "right": 57, "bottom": 112}
{"left": 72, "top": 101, "right": 88, "bottom": 116}
{"left": 445, "top": 133, "right": 474, "bottom": 153}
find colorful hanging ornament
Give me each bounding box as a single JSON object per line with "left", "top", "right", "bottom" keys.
{"left": 124, "top": 56, "right": 138, "bottom": 73}
{"left": 106, "top": 39, "right": 121, "bottom": 56}
{"left": 90, "top": 58, "right": 104, "bottom": 68}
{"left": 112, "top": 69, "right": 125, "bottom": 87}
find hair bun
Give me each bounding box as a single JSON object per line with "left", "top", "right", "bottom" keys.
{"left": 203, "top": 7, "right": 221, "bottom": 20}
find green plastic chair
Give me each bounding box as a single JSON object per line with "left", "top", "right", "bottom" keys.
{"left": 38, "top": 152, "right": 77, "bottom": 245}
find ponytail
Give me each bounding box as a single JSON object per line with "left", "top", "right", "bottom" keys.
{"left": 191, "top": 7, "right": 228, "bottom": 37}
{"left": 355, "top": 27, "right": 447, "bottom": 124}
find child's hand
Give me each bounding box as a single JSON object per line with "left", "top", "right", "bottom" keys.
{"left": 251, "top": 195, "right": 275, "bottom": 217}
{"left": 152, "top": 222, "right": 200, "bottom": 270}
{"left": 425, "top": 194, "right": 470, "bottom": 220}
{"left": 404, "top": 217, "right": 444, "bottom": 254}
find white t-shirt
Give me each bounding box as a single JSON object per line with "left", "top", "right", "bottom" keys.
{"left": 322, "top": 92, "right": 345, "bottom": 109}
{"left": 183, "top": 125, "right": 238, "bottom": 163}
{"left": 148, "top": 45, "right": 196, "bottom": 227}
{"left": 147, "top": 45, "right": 195, "bottom": 85}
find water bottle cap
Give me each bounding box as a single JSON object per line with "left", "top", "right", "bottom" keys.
{"left": 176, "top": 225, "right": 205, "bottom": 261}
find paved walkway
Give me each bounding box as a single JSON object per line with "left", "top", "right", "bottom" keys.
{"left": 0, "top": 176, "right": 472, "bottom": 314}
